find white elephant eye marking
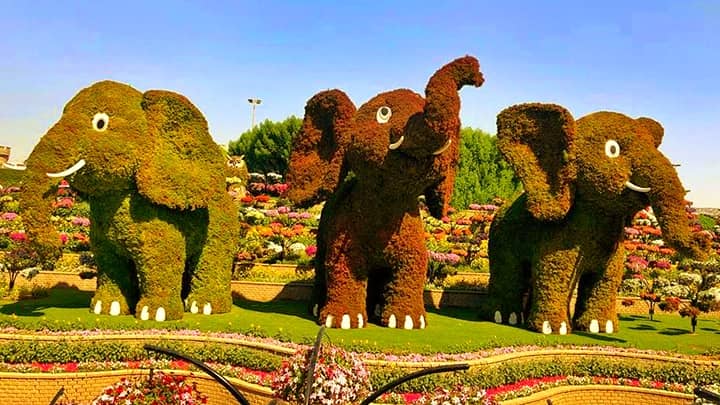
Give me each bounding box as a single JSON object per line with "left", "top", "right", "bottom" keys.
{"left": 376, "top": 106, "right": 392, "bottom": 123}
{"left": 92, "top": 112, "right": 109, "bottom": 132}
{"left": 605, "top": 140, "right": 620, "bottom": 158}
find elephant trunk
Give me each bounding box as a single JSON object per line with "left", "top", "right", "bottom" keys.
{"left": 424, "top": 56, "right": 484, "bottom": 143}
{"left": 399, "top": 56, "right": 484, "bottom": 155}
{"left": 19, "top": 127, "right": 78, "bottom": 263}
{"left": 637, "top": 152, "right": 711, "bottom": 260}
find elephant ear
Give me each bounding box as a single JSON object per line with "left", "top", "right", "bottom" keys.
{"left": 136, "top": 90, "right": 226, "bottom": 210}
{"left": 286, "top": 89, "right": 356, "bottom": 207}
{"left": 635, "top": 117, "right": 664, "bottom": 148}
{"left": 496, "top": 103, "right": 577, "bottom": 221}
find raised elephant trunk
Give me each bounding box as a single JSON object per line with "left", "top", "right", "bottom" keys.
{"left": 397, "top": 56, "right": 484, "bottom": 155}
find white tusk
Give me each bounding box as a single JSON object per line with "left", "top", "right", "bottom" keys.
{"left": 625, "top": 181, "right": 651, "bottom": 193}
{"left": 47, "top": 159, "right": 86, "bottom": 178}
{"left": 2, "top": 162, "right": 26, "bottom": 171}
{"left": 388, "top": 136, "right": 404, "bottom": 150}
{"left": 432, "top": 139, "right": 452, "bottom": 155}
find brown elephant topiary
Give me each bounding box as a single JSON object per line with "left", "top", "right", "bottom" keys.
{"left": 15, "top": 81, "right": 239, "bottom": 321}
{"left": 484, "top": 103, "right": 712, "bottom": 334}
{"left": 287, "top": 56, "right": 484, "bottom": 329}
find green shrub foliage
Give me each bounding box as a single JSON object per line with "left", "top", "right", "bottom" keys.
{"left": 451, "top": 128, "right": 521, "bottom": 207}
{"left": 229, "top": 116, "right": 302, "bottom": 176}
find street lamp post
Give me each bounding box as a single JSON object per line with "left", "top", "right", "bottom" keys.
{"left": 248, "top": 98, "right": 262, "bottom": 129}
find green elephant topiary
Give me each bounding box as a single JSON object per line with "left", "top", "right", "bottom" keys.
{"left": 484, "top": 103, "right": 711, "bottom": 334}
{"left": 17, "top": 81, "right": 239, "bottom": 321}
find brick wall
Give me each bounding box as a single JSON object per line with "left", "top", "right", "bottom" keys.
{"left": 0, "top": 370, "right": 276, "bottom": 405}
{"left": 500, "top": 384, "right": 693, "bottom": 405}
{"left": 5, "top": 270, "right": 719, "bottom": 315}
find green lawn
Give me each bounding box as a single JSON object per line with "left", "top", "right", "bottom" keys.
{"left": 1, "top": 288, "right": 718, "bottom": 355}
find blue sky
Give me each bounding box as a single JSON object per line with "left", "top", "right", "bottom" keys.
{"left": 1, "top": 1, "right": 718, "bottom": 206}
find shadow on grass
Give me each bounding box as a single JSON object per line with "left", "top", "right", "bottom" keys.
{"left": 628, "top": 324, "right": 658, "bottom": 331}
{"left": 573, "top": 331, "right": 627, "bottom": 343}
{"left": 0, "top": 287, "right": 91, "bottom": 317}
{"left": 232, "top": 297, "right": 315, "bottom": 322}
{"left": 659, "top": 328, "right": 692, "bottom": 336}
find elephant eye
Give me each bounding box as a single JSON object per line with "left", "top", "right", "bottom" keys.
{"left": 376, "top": 106, "right": 392, "bottom": 124}
{"left": 92, "top": 113, "right": 109, "bottom": 132}
{"left": 605, "top": 140, "right": 620, "bottom": 158}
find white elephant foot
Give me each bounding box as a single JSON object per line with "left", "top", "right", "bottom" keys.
{"left": 589, "top": 319, "right": 600, "bottom": 333}
{"left": 93, "top": 301, "right": 102, "bottom": 315}
{"left": 508, "top": 312, "right": 518, "bottom": 325}
{"left": 419, "top": 315, "right": 426, "bottom": 329}
{"left": 605, "top": 320, "right": 614, "bottom": 333}
{"left": 403, "top": 315, "right": 414, "bottom": 330}
{"left": 155, "top": 307, "right": 166, "bottom": 322}
{"left": 109, "top": 301, "right": 121, "bottom": 316}
{"left": 559, "top": 321, "right": 568, "bottom": 335}
{"left": 494, "top": 310, "right": 502, "bottom": 323}
{"left": 140, "top": 306, "right": 150, "bottom": 321}
{"left": 190, "top": 301, "right": 199, "bottom": 314}
{"left": 340, "top": 314, "right": 351, "bottom": 329}
{"left": 542, "top": 321, "right": 552, "bottom": 334}
{"left": 388, "top": 314, "right": 397, "bottom": 328}
{"left": 357, "top": 314, "right": 364, "bottom": 328}
{"left": 202, "top": 303, "right": 212, "bottom": 315}
{"left": 324, "top": 315, "right": 334, "bottom": 328}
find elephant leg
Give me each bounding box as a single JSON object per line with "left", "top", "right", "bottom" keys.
{"left": 134, "top": 222, "right": 185, "bottom": 321}
{"left": 90, "top": 237, "right": 137, "bottom": 316}
{"left": 485, "top": 251, "right": 528, "bottom": 326}
{"left": 573, "top": 249, "right": 624, "bottom": 333}
{"left": 527, "top": 249, "right": 579, "bottom": 334}
{"left": 185, "top": 206, "right": 235, "bottom": 315}
{"left": 382, "top": 221, "right": 428, "bottom": 330}
{"left": 318, "top": 230, "right": 368, "bottom": 329}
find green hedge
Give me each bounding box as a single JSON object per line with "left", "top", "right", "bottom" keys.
{"left": 370, "top": 357, "right": 720, "bottom": 392}
{"left": 0, "top": 340, "right": 282, "bottom": 371}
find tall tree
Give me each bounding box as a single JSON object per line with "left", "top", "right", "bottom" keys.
{"left": 451, "top": 127, "right": 522, "bottom": 208}
{"left": 228, "top": 116, "right": 302, "bottom": 176}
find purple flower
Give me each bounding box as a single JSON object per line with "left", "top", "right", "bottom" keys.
{"left": 277, "top": 206, "right": 290, "bottom": 214}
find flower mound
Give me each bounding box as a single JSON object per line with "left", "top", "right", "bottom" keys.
{"left": 87, "top": 372, "right": 208, "bottom": 405}
{"left": 272, "top": 345, "right": 371, "bottom": 404}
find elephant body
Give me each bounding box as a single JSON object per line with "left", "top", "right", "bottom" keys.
{"left": 287, "top": 57, "right": 484, "bottom": 329}
{"left": 489, "top": 194, "right": 628, "bottom": 332}
{"left": 19, "top": 81, "right": 238, "bottom": 321}
{"left": 485, "top": 104, "right": 710, "bottom": 334}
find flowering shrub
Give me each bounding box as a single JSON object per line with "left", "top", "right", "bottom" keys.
{"left": 89, "top": 371, "right": 207, "bottom": 405}
{"left": 416, "top": 385, "right": 487, "bottom": 404}
{"left": 272, "top": 345, "right": 372, "bottom": 404}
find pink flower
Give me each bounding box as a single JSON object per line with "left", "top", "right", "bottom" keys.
{"left": 1, "top": 212, "right": 18, "bottom": 221}
{"left": 305, "top": 245, "right": 317, "bottom": 256}
{"left": 9, "top": 231, "right": 26, "bottom": 242}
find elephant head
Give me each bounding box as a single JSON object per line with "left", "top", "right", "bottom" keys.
{"left": 287, "top": 55, "right": 484, "bottom": 218}
{"left": 17, "top": 80, "right": 227, "bottom": 257}
{"left": 496, "top": 103, "right": 710, "bottom": 258}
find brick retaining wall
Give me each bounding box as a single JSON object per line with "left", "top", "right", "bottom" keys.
{"left": 5, "top": 270, "right": 719, "bottom": 315}
{"left": 0, "top": 369, "right": 275, "bottom": 405}
{"left": 500, "top": 384, "right": 694, "bottom": 405}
